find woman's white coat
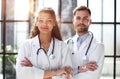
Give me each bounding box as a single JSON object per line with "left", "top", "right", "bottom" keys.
{"left": 16, "top": 35, "right": 72, "bottom": 79}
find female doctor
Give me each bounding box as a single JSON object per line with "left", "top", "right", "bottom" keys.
{"left": 16, "top": 7, "right": 73, "bottom": 79}
{"left": 66, "top": 6, "right": 104, "bottom": 79}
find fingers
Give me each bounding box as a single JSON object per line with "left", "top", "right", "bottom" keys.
{"left": 20, "top": 57, "right": 33, "bottom": 67}
{"left": 86, "top": 61, "right": 98, "bottom": 71}
{"left": 78, "top": 66, "right": 88, "bottom": 73}
{"left": 65, "top": 73, "right": 71, "bottom": 79}
{"left": 64, "top": 66, "right": 73, "bottom": 75}
{"left": 62, "top": 66, "right": 73, "bottom": 79}
{"left": 78, "top": 61, "right": 98, "bottom": 73}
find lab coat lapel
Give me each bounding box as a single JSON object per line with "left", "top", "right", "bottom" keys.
{"left": 31, "top": 35, "right": 40, "bottom": 54}
{"left": 78, "top": 35, "right": 91, "bottom": 53}
{"left": 47, "top": 38, "right": 54, "bottom": 56}
{"left": 72, "top": 35, "right": 79, "bottom": 52}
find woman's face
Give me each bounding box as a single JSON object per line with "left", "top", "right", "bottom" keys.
{"left": 36, "top": 12, "right": 55, "bottom": 34}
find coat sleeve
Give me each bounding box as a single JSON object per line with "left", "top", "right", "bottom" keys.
{"left": 61, "top": 42, "right": 73, "bottom": 68}
{"left": 74, "top": 43, "right": 104, "bottom": 79}
{"left": 16, "top": 40, "right": 44, "bottom": 79}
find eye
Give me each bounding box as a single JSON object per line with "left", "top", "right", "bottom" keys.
{"left": 38, "top": 19, "right": 43, "bottom": 23}
{"left": 75, "top": 17, "right": 81, "bottom": 20}
{"left": 47, "top": 19, "right": 53, "bottom": 23}
{"left": 82, "top": 17, "right": 90, "bottom": 21}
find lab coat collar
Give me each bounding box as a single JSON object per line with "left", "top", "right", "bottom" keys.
{"left": 31, "top": 35, "right": 40, "bottom": 50}
{"left": 71, "top": 35, "right": 78, "bottom": 51}
{"left": 29, "top": 35, "right": 40, "bottom": 56}
{"left": 72, "top": 33, "right": 92, "bottom": 51}
{"left": 31, "top": 35, "right": 55, "bottom": 56}
{"left": 47, "top": 38, "right": 54, "bottom": 56}
{"left": 78, "top": 33, "right": 92, "bottom": 51}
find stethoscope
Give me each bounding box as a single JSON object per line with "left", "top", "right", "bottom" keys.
{"left": 36, "top": 36, "right": 55, "bottom": 70}
{"left": 37, "top": 36, "right": 55, "bottom": 60}
{"left": 67, "top": 31, "right": 93, "bottom": 57}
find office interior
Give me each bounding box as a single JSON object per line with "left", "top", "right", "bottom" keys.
{"left": 0, "top": 0, "right": 120, "bottom": 79}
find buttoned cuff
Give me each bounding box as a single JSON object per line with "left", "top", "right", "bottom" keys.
{"left": 73, "top": 67, "right": 79, "bottom": 75}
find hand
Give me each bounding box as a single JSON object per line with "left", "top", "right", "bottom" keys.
{"left": 21, "top": 57, "right": 33, "bottom": 67}
{"left": 64, "top": 66, "right": 73, "bottom": 79}
{"left": 55, "top": 66, "right": 73, "bottom": 79}
{"left": 64, "top": 66, "right": 73, "bottom": 76}
{"left": 78, "top": 61, "right": 98, "bottom": 73}
{"left": 86, "top": 61, "right": 98, "bottom": 71}
{"left": 43, "top": 77, "right": 52, "bottom": 79}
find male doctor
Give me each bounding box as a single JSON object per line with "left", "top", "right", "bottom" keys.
{"left": 66, "top": 6, "right": 104, "bottom": 79}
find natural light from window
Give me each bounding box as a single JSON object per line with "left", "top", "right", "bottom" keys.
{"left": 0, "top": 0, "right": 1, "bottom": 20}
{"left": 37, "top": 0, "right": 59, "bottom": 15}
{"left": 15, "top": 0, "right": 29, "bottom": 20}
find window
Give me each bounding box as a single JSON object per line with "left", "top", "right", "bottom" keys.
{"left": 60, "top": 0, "right": 120, "bottom": 79}
{"left": 79, "top": 0, "right": 120, "bottom": 79}
{"left": 0, "top": 0, "right": 120, "bottom": 79}
{"left": 0, "top": 0, "right": 30, "bottom": 79}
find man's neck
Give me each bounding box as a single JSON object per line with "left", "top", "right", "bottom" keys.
{"left": 77, "top": 31, "right": 88, "bottom": 36}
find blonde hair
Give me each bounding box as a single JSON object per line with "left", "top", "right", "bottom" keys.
{"left": 30, "top": 7, "right": 62, "bottom": 41}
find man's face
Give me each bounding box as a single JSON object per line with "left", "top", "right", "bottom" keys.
{"left": 73, "top": 10, "right": 91, "bottom": 34}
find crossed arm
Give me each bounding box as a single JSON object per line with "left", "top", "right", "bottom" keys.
{"left": 78, "top": 61, "right": 98, "bottom": 73}
{"left": 21, "top": 57, "right": 73, "bottom": 79}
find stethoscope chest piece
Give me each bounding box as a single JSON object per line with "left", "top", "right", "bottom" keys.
{"left": 49, "top": 54, "right": 55, "bottom": 59}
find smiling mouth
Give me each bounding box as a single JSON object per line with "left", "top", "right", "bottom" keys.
{"left": 42, "top": 27, "right": 49, "bottom": 30}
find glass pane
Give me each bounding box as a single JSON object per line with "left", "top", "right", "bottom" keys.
{"left": 117, "top": 25, "right": 120, "bottom": 55}
{"left": 77, "top": 0, "right": 87, "bottom": 6}
{"left": 101, "top": 58, "right": 113, "bottom": 79}
{"left": 0, "top": 22, "right": 2, "bottom": 52}
{"left": 14, "top": 22, "right": 29, "bottom": 49}
{"left": 60, "top": 23, "right": 75, "bottom": 40}
{"left": 0, "top": 0, "right": 1, "bottom": 20}
{"left": 5, "top": 55, "right": 17, "bottom": 79}
{"left": 6, "top": 0, "right": 15, "bottom": 20}
{"left": 61, "top": 0, "right": 77, "bottom": 22}
{"left": 14, "top": 0, "right": 29, "bottom": 20}
{"left": 89, "top": 0, "right": 102, "bottom": 22}
{"left": 117, "top": 0, "right": 120, "bottom": 22}
{"left": 116, "top": 58, "right": 120, "bottom": 79}
{"left": 103, "top": 0, "right": 114, "bottom": 22}
{"left": 103, "top": 24, "right": 114, "bottom": 55}
{"left": 6, "top": 0, "right": 29, "bottom": 20}
{"left": 6, "top": 22, "right": 29, "bottom": 53}
{"left": 0, "top": 55, "right": 3, "bottom": 79}
{"left": 37, "top": 0, "right": 59, "bottom": 15}
{"left": 89, "top": 24, "right": 103, "bottom": 42}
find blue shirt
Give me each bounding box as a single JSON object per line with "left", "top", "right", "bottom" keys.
{"left": 77, "top": 33, "right": 89, "bottom": 48}
{"left": 73, "top": 32, "right": 89, "bottom": 74}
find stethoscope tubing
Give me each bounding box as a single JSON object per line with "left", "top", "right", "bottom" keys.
{"left": 85, "top": 32, "right": 93, "bottom": 55}
{"left": 67, "top": 31, "right": 93, "bottom": 56}
{"left": 37, "top": 35, "right": 55, "bottom": 56}
{"left": 36, "top": 36, "right": 55, "bottom": 70}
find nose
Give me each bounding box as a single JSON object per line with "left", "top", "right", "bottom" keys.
{"left": 42, "top": 20, "right": 47, "bottom": 26}
{"left": 79, "top": 19, "right": 84, "bottom": 24}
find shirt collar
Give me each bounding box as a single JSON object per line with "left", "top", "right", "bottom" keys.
{"left": 76, "top": 32, "right": 89, "bottom": 43}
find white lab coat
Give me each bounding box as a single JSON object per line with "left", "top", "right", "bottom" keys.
{"left": 66, "top": 33, "right": 104, "bottom": 79}
{"left": 16, "top": 35, "right": 73, "bottom": 79}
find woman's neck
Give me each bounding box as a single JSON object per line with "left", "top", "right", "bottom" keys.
{"left": 39, "top": 33, "right": 52, "bottom": 43}
{"left": 39, "top": 34, "right": 52, "bottom": 52}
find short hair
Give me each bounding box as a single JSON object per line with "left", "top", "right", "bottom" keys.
{"left": 73, "top": 6, "right": 91, "bottom": 16}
